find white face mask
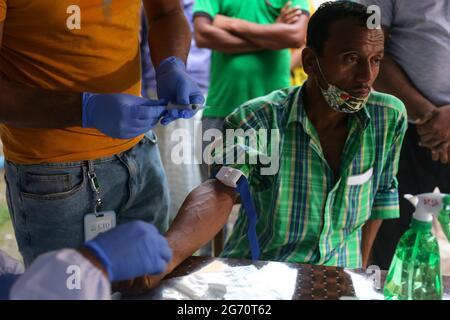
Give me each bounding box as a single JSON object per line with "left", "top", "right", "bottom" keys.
{"left": 315, "top": 57, "right": 369, "bottom": 114}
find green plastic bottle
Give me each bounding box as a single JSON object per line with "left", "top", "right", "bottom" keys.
{"left": 384, "top": 219, "right": 442, "bottom": 300}
{"left": 384, "top": 190, "right": 450, "bottom": 300}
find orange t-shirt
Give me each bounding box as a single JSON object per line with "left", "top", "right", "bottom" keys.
{"left": 0, "top": 0, "right": 144, "bottom": 164}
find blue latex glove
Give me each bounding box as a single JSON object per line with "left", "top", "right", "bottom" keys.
{"left": 82, "top": 93, "right": 167, "bottom": 139}
{"left": 0, "top": 274, "right": 20, "bottom": 300}
{"left": 155, "top": 56, "right": 205, "bottom": 125}
{"left": 84, "top": 221, "right": 172, "bottom": 282}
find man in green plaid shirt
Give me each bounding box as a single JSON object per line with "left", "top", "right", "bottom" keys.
{"left": 121, "top": 2, "right": 408, "bottom": 292}
{"left": 217, "top": 80, "right": 406, "bottom": 268}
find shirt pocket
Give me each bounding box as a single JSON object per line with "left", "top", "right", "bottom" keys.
{"left": 333, "top": 168, "right": 374, "bottom": 230}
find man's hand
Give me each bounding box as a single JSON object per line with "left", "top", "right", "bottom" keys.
{"left": 112, "top": 274, "right": 166, "bottom": 296}
{"left": 429, "top": 141, "right": 450, "bottom": 165}
{"left": 416, "top": 105, "right": 450, "bottom": 149}
{"left": 276, "top": 1, "right": 302, "bottom": 24}
{"left": 215, "top": 2, "right": 302, "bottom": 32}
{"left": 155, "top": 56, "right": 205, "bottom": 125}
{"left": 210, "top": 5, "right": 307, "bottom": 50}
{"left": 82, "top": 93, "right": 167, "bottom": 139}
{"left": 213, "top": 15, "right": 235, "bottom": 31}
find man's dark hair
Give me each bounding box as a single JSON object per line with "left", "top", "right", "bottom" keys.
{"left": 306, "top": 1, "right": 371, "bottom": 55}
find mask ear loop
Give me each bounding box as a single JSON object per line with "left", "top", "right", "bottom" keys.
{"left": 313, "top": 54, "right": 332, "bottom": 91}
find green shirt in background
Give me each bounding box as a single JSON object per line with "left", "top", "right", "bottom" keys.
{"left": 193, "top": 0, "right": 310, "bottom": 118}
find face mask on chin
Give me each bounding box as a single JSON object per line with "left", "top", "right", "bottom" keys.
{"left": 314, "top": 56, "right": 369, "bottom": 114}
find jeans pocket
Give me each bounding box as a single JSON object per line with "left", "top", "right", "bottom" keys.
{"left": 20, "top": 167, "right": 86, "bottom": 200}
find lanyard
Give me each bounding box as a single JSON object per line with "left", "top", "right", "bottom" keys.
{"left": 211, "top": 171, "right": 261, "bottom": 260}
{"left": 236, "top": 176, "right": 261, "bottom": 260}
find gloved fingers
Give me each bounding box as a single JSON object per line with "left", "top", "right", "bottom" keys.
{"left": 163, "top": 107, "right": 197, "bottom": 121}
{"left": 189, "top": 92, "right": 205, "bottom": 105}
{"left": 145, "top": 222, "right": 159, "bottom": 234}
{"left": 135, "top": 105, "right": 167, "bottom": 120}
{"left": 175, "top": 82, "right": 192, "bottom": 105}
{"left": 135, "top": 118, "right": 162, "bottom": 133}
{"left": 160, "top": 115, "right": 179, "bottom": 126}
{"left": 166, "top": 108, "right": 183, "bottom": 119}
{"left": 151, "top": 257, "right": 168, "bottom": 275}
{"left": 128, "top": 119, "right": 159, "bottom": 133}
{"left": 179, "top": 109, "right": 197, "bottom": 119}
{"left": 138, "top": 98, "right": 168, "bottom": 107}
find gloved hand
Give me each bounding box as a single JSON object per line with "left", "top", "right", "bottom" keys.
{"left": 0, "top": 274, "right": 20, "bottom": 300}
{"left": 82, "top": 93, "right": 167, "bottom": 139}
{"left": 155, "top": 56, "right": 205, "bottom": 125}
{"left": 84, "top": 221, "right": 172, "bottom": 282}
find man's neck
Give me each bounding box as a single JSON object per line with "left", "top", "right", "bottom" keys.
{"left": 304, "top": 78, "right": 348, "bottom": 131}
{"left": 303, "top": 78, "right": 350, "bottom": 178}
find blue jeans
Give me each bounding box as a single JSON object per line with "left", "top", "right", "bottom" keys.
{"left": 4, "top": 132, "right": 170, "bottom": 266}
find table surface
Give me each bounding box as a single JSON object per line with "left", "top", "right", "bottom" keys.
{"left": 136, "top": 256, "right": 450, "bottom": 300}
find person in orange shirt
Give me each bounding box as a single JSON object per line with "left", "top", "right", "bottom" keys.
{"left": 0, "top": 0, "right": 204, "bottom": 281}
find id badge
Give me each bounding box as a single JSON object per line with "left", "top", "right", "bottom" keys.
{"left": 84, "top": 210, "right": 117, "bottom": 241}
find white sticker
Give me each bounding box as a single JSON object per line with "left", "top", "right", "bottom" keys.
{"left": 347, "top": 168, "right": 373, "bottom": 186}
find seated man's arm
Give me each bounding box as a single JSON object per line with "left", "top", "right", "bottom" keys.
{"left": 113, "top": 179, "right": 237, "bottom": 295}
{"left": 364, "top": 103, "right": 408, "bottom": 269}
{"left": 165, "top": 179, "right": 237, "bottom": 271}
{"left": 194, "top": 16, "right": 263, "bottom": 54}
{"left": 214, "top": 14, "right": 308, "bottom": 50}
{"left": 361, "top": 219, "right": 382, "bottom": 269}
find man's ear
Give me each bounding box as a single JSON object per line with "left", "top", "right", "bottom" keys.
{"left": 302, "top": 47, "right": 316, "bottom": 76}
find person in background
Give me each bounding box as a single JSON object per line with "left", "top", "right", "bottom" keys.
{"left": 193, "top": 0, "right": 310, "bottom": 181}
{"left": 290, "top": 0, "right": 315, "bottom": 86}
{"left": 0, "top": 0, "right": 203, "bottom": 274}
{"left": 139, "top": 0, "right": 211, "bottom": 220}
{"left": 355, "top": 0, "right": 450, "bottom": 272}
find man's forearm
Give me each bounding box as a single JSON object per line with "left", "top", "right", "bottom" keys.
{"left": 195, "top": 17, "right": 262, "bottom": 54}
{"left": 164, "top": 179, "right": 237, "bottom": 274}
{"left": 0, "top": 74, "right": 82, "bottom": 128}
{"left": 217, "top": 15, "right": 307, "bottom": 50}
{"left": 112, "top": 180, "right": 237, "bottom": 295}
{"left": 374, "top": 54, "right": 436, "bottom": 121}
{"left": 144, "top": 1, "right": 191, "bottom": 66}
{"left": 361, "top": 219, "right": 383, "bottom": 269}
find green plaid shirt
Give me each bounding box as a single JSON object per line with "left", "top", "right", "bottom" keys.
{"left": 216, "top": 85, "right": 407, "bottom": 268}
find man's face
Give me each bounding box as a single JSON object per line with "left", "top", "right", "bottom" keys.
{"left": 315, "top": 19, "right": 385, "bottom": 98}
